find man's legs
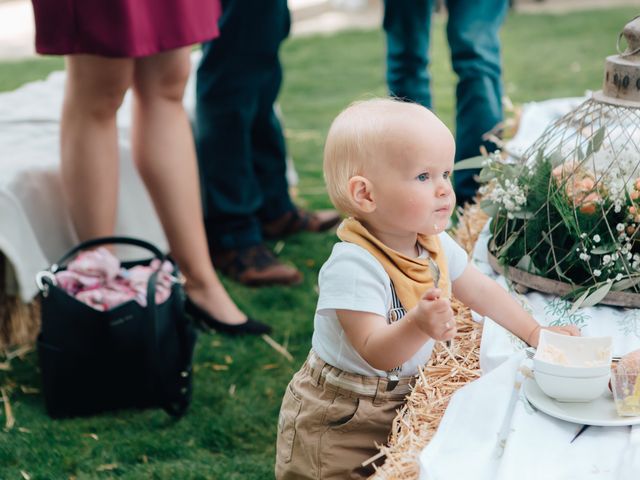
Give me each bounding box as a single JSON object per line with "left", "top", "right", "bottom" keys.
{"left": 382, "top": 0, "right": 435, "bottom": 108}
{"left": 250, "top": 11, "right": 296, "bottom": 224}
{"left": 447, "top": 0, "right": 508, "bottom": 206}
{"left": 254, "top": 66, "right": 341, "bottom": 238}
{"left": 196, "top": 0, "right": 284, "bottom": 253}
{"left": 195, "top": 0, "right": 301, "bottom": 285}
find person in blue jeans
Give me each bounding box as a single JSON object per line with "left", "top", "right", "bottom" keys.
{"left": 383, "top": 0, "right": 508, "bottom": 206}
{"left": 195, "top": 0, "right": 340, "bottom": 288}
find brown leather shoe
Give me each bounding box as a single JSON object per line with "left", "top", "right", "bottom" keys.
{"left": 262, "top": 208, "right": 341, "bottom": 239}
{"left": 211, "top": 244, "right": 302, "bottom": 286}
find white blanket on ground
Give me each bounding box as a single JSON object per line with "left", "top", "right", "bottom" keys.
{"left": 0, "top": 55, "right": 200, "bottom": 301}
{"left": 418, "top": 97, "right": 640, "bottom": 480}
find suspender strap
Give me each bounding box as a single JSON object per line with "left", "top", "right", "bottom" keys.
{"left": 386, "top": 281, "right": 406, "bottom": 388}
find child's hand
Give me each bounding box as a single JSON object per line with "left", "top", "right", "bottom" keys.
{"left": 527, "top": 324, "right": 581, "bottom": 348}
{"left": 413, "top": 288, "right": 456, "bottom": 341}
{"left": 546, "top": 325, "right": 581, "bottom": 337}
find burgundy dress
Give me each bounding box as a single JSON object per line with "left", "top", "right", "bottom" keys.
{"left": 31, "top": 0, "right": 222, "bottom": 58}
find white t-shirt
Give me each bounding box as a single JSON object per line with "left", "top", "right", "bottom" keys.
{"left": 311, "top": 232, "right": 469, "bottom": 377}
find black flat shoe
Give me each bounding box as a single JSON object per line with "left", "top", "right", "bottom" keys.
{"left": 184, "top": 298, "right": 272, "bottom": 336}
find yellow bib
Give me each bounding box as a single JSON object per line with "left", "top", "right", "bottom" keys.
{"left": 336, "top": 218, "right": 450, "bottom": 310}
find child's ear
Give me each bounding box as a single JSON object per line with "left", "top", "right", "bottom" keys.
{"left": 348, "top": 175, "right": 376, "bottom": 213}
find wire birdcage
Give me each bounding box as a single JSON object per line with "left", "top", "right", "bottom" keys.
{"left": 485, "top": 16, "right": 640, "bottom": 307}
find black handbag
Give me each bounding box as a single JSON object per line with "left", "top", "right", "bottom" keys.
{"left": 35, "top": 237, "right": 197, "bottom": 418}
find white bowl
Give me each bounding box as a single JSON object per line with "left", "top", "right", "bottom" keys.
{"left": 534, "top": 357, "right": 610, "bottom": 378}
{"left": 534, "top": 330, "right": 612, "bottom": 369}
{"left": 532, "top": 330, "right": 613, "bottom": 402}
{"left": 534, "top": 370, "right": 610, "bottom": 402}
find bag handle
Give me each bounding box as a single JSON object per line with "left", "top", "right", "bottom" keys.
{"left": 36, "top": 237, "right": 168, "bottom": 293}
{"left": 52, "top": 236, "right": 165, "bottom": 271}
{"left": 145, "top": 270, "right": 192, "bottom": 417}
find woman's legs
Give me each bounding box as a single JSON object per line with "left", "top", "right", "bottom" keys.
{"left": 61, "top": 55, "right": 133, "bottom": 240}
{"left": 130, "top": 48, "right": 247, "bottom": 325}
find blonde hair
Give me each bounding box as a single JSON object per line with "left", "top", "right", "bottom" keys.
{"left": 323, "top": 98, "right": 425, "bottom": 216}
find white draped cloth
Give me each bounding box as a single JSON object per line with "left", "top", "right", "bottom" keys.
{"left": 0, "top": 51, "right": 302, "bottom": 302}
{"left": 0, "top": 55, "right": 203, "bottom": 301}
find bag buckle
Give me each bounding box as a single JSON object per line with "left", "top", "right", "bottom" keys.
{"left": 35, "top": 271, "right": 57, "bottom": 297}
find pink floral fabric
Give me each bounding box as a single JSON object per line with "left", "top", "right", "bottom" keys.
{"left": 56, "top": 247, "right": 175, "bottom": 311}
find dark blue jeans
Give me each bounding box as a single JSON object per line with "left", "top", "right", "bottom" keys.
{"left": 195, "top": 0, "right": 293, "bottom": 251}
{"left": 383, "top": 0, "right": 508, "bottom": 205}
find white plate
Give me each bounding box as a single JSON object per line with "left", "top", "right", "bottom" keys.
{"left": 523, "top": 378, "right": 640, "bottom": 427}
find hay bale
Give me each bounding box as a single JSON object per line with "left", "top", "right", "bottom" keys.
{"left": 452, "top": 201, "right": 489, "bottom": 255}
{"left": 0, "top": 255, "right": 39, "bottom": 349}
{"left": 370, "top": 302, "right": 481, "bottom": 479}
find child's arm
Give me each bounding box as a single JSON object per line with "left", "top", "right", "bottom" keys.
{"left": 452, "top": 263, "right": 580, "bottom": 347}
{"left": 337, "top": 288, "right": 455, "bottom": 371}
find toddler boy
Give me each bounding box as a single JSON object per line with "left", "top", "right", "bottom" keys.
{"left": 275, "top": 99, "right": 579, "bottom": 479}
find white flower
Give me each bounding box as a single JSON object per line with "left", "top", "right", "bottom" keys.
{"left": 580, "top": 233, "right": 587, "bottom": 239}
{"left": 593, "top": 234, "right": 601, "bottom": 243}
{"left": 616, "top": 223, "right": 625, "bottom": 232}
{"left": 603, "top": 255, "right": 612, "bottom": 265}
{"left": 594, "top": 269, "right": 602, "bottom": 277}
{"left": 616, "top": 273, "right": 624, "bottom": 281}
{"left": 579, "top": 253, "right": 591, "bottom": 261}
{"left": 483, "top": 150, "right": 502, "bottom": 166}
{"left": 487, "top": 178, "right": 527, "bottom": 213}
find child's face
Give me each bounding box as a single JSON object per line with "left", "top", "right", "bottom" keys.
{"left": 366, "top": 110, "right": 456, "bottom": 236}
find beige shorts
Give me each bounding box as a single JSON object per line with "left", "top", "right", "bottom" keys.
{"left": 275, "top": 351, "right": 416, "bottom": 480}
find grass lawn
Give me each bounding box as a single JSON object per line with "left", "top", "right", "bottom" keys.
{"left": 0, "top": 7, "right": 637, "bottom": 479}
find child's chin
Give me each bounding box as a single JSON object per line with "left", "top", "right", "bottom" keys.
{"left": 434, "top": 208, "right": 452, "bottom": 217}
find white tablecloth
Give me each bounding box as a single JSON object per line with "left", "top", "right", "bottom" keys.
{"left": 418, "top": 227, "right": 640, "bottom": 479}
